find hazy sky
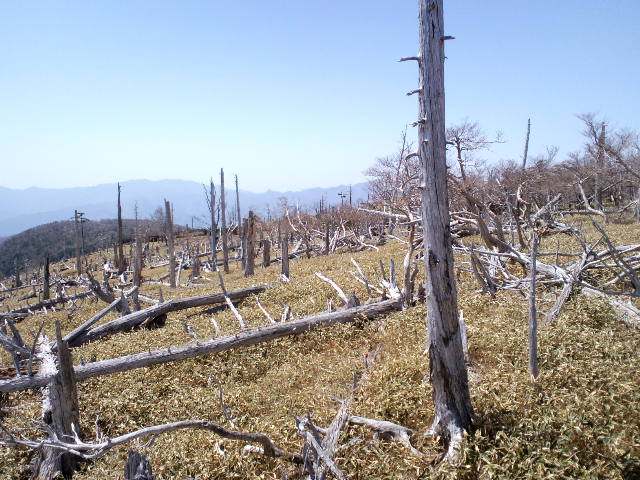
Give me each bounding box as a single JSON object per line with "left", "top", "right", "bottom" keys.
{"left": 1, "top": 1, "right": 638, "bottom": 192}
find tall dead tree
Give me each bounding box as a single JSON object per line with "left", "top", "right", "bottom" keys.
{"left": 116, "top": 183, "right": 126, "bottom": 274}
{"left": 521, "top": 117, "right": 531, "bottom": 170}
{"left": 74, "top": 209, "right": 82, "bottom": 275}
{"left": 244, "top": 211, "right": 256, "bottom": 277}
{"left": 209, "top": 179, "right": 218, "bottom": 271}
{"left": 595, "top": 122, "right": 606, "bottom": 211}
{"left": 235, "top": 174, "right": 241, "bottom": 227}
{"left": 528, "top": 233, "right": 539, "bottom": 379}
{"left": 282, "top": 232, "right": 290, "bottom": 279}
{"left": 164, "top": 199, "right": 176, "bottom": 288}
{"left": 221, "top": 169, "right": 230, "bottom": 273}
{"left": 43, "top": 257, "right": 50, "bottom": 301}
{"left": 406, "top": 0, "right": 473, "bottom": 460}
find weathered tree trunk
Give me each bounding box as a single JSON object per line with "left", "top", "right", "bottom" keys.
{"left": 521, "top": 118, "right": 531, "bottom": 170}
{"left": 15, "top": 260, "right": 21, "bottom": 288}
{"left": 595, "top": 122, "right": 606, "bottom": 211}
{"left": 1, "top": 299, "right": 400, "bottom": 393}
{"left": 415, "top": 0, "right": 473, "bottom": 460}
{"left": 324, "top": 222, "right": 330, "bottom": 255}
{"left": 116, "top": 183, "right": 126, "bottom": 275}
{"left": 220, "top": 169, "right": 230, "bottom": 273}
{"left": 235, "top": 174, "right": 241, "bottom": 227}
{"left": 528, "top": 233, "right": 539, "bottom": 379}
{"left": 244, "top": 211, "right": 255, "bottom": 277}
{"left": 74, "top": 210, "right": 82, "bottom": 275}
{"left": 240, "top": 218, "right": 247, "bottom": 270}
{"left": 124, "top": 450, "right": 154, "bottom": 480}
{"left": 282, "top": 232, "right": 290, "bottom": 279}
{"left": 67, "top": 285, "right": 265, "bottom": 348}
{"left": 209, "top": 179, "right": 218, "bottom": 271}
{"left": 33, "top": 322, "right": 81, "bottom": 479}
{"left": 43, "top": 257, "right": 50, "bottom": 301}
{"left": 262, "top": 239, "right": 271, "bottom": 268}
{"left": 164, "top": 200, "right": 176, "bottom": 288}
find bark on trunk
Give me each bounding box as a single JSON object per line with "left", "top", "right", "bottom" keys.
{"left": 164, "top": 200, "right": 176, "bottom": 288}
{"left": 416, "top": 0, "right": 473, "bottom": 460}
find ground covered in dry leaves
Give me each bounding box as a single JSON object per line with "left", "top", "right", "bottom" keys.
{"left": 1, "top": 222, "right": 639, "bottom": 479}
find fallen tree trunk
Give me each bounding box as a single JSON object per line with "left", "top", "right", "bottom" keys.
{"left": 68, "top": 285, "right": 267, "bottom": 348}
{"left": 0, "top": 298, "right": 400, "bottom": 393}
{"left": 9, "top": 290, "right": 94, "bottom": 315}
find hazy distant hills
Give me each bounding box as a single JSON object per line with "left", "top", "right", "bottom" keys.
{"left": 0, "top": 179, "right": 368, "bottom": 238}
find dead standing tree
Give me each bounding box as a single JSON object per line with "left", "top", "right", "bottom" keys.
{"left": 115, "top": 183, "right": 126, "bottom": 275}
{"left": 403, "top": 0, "right": 473, "bottom": 461}
{"left": 221, "top": 169, "right": 230, "bottom": 273}
{"left": 164, "top": 199, "right": 176, "bottom": 288}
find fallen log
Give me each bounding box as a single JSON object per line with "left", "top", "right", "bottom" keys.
{"left": 0, "top": 298, "right": 401, "bottom": 393}
{"left": 68, "top": 285, "right": 267, "bottom": 348}
{"left": 8, "top": 290, "right": 94, "bottom": 315}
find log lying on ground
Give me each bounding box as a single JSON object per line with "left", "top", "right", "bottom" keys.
{"left": 0, "top": 298, "right": 401, "bottom": 393}
{"left": 8, "top": 290, "right": 94, "bottom": 315}
{"left": 68, "top": 285, "right": 267, "bottom": 348}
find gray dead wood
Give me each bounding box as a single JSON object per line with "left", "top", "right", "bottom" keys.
{"left": 281, "top": 232, "right": 290, "bottom": 279}
{"left": 244, "top": 211, "right": 256, "bottom": 276}
{"left": 43, "top": 257, "right": 50, "bottom": 301}
{"left": 165, "top": 200, "right": 176, "bottom": 288}
{"left": 62, "top": 296, "right": 124, "bottom": 346}
{"left": 221, "top": 169, "right": 230, "bottom": 273}
{"left": 0, "top": 299, "right": 400, "bottom": 393}
{"left": 262, "top": 239, "right": 271, "bottom": 268}
{"left": 125, "top": 450, "right": 154, "bottom": 480}
{"left": 209, "top": 178, "right": 219, "bottom": 272}
{"left": 9, "top": 290, "right": 94, "bottom": 315}
{"left": 67, "top": 285, "right": 265, "bottom": 348}
{"left": 32, "top": 323, "right": 81, "bottom": 480}
{"left": 414, "top": 0, "right": 472, "bottom": 462}
{"left": 528, "top": 233, "right": 539, "bottom": 379}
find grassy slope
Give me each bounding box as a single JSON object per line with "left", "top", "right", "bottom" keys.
{"left": 1, "top": 223, "right": 639, "bottom": 479}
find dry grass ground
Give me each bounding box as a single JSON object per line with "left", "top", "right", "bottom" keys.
{"left": 1, "top": 222, "right": 639, "bottom": 479}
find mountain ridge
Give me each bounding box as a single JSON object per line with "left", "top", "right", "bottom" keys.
{"left": 0, "top": 179, "right": 369, "bottom": 237}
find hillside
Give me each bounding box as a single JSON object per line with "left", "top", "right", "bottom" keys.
{"left": 0, "top": 221, "right": 638, "bottom": 479}
{"left": 0, "top": 218, "right": 167, "bottom": 280}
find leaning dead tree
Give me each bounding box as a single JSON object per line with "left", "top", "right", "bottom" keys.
{"left": 403, "top": 0, "right": 473, "bottom": 461}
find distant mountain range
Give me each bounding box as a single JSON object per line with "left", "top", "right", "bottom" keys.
{"left": 0, "top": 179, "right": 369, "bottom": 238}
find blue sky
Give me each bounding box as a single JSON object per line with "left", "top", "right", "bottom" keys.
{"left": 1, "top": 1, "right": 638, "bottom": 192}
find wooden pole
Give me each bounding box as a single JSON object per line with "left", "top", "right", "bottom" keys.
{"left": 74, "top": 210, "right": 82, "bottom": 275}
{"left": 281, "top": 232, "right": 290, "bottom": 279}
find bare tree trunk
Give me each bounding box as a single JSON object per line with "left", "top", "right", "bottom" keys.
{"left": 209, "top": 179, "right": 218, "bottom": 271}
{"left": 164, "top": 200, "right": 176, "bottom": 288}
{"left": 245, "top": 211, "right": 255, "bottom": 277}
{"left": 124, "top": 450, "right": 154, "bottom": 480}
{"left": 281, "top": 232, "right": 290, "bottom": 279}
{"left": 521, "top": 118, "right": 531, "bottom": 170}
{"left": 116, "top": 183, "right": 126, "bottom": 275}
{"left": 33, "top": 322, "right": 81, "bottom": 479}
{"left": 415, "top": 0, "right": 472, "bottom": 460}
{"left": 528, "top": 233, "right": 539, "bottom": 379}
{"left": 43, "top": 257, "right": 50, "bottom": 301}
{"left": 14, "top": 260, "right": 21, "bottom": 288}
{"left": 132, "top": 213, "right": 142, "bottom": 311}
{"left": 221, "top": 169, "right": 230, "bottom": 273}
{"left": 262, "top": 239, "right": 271, "bottom": 268}
{"left": 594, "top": 122, "right": 606, "bottom": 211}
{"left": 74, "top": 209, "right": 82, "bottom": 275}
{"left": 235, "top": 174, "right": 241, "bottom": 227}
